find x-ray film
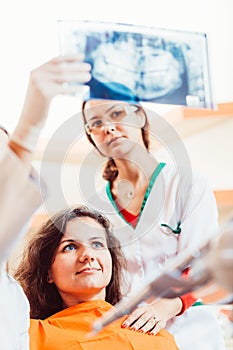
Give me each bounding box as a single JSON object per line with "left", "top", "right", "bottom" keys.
{"left": 58, "top": 20, "right": 214, "bottom": 109}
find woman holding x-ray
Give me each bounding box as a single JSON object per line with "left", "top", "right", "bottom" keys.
{"left": 80, "top": 98, "right": 226, "bottom": 349}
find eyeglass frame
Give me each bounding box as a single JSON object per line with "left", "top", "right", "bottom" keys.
{"left": 83, "top": 103, "right": 141, "bottom": 135}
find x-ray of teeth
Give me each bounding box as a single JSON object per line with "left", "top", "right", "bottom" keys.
{"left": 58, "top": 20, "right": 214, "bottom": 109}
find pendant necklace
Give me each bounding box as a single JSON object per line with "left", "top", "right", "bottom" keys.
{"left": 115, "top": 179, "right": 135, "bottom": 200}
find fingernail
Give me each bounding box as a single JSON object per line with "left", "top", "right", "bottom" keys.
{"left": 121, "top": 323, "right": 127, "bottom": 328}
{"left": 129, "top": 327, "right": 136, "bottom": 331}
{"left": 137, "top": 330, "right": 143, "bottom": 333}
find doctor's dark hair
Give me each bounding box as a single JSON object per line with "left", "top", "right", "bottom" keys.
{"left": 81, "top": 101, "right": 150, "bottom": 182}
{"left": 14, "top": 205, "right": 126, "bottom": 320}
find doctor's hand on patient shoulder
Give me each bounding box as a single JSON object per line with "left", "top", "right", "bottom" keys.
{"left": 9, "top": 54, "right": 91, "bottom": 162}
{"left": 121, "top": 297, "right": 183, "bottom": 335}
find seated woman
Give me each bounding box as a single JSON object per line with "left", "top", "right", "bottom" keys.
{"left": 14, "top": 205, "right": 178, "bottom": 350}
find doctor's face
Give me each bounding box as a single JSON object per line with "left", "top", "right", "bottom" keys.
{"left": 48, "top": 216, "right": 112, "bottom": 307}
{"left": 83, "top": 99, "right": 146, "bottom": 158}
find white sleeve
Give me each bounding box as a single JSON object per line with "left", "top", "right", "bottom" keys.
{"left": 179, "top": 171, "right": 219, "bottom": 252}
{"left": 0, "top": 145, "right": 42, "bottom": 263}
{"left": 0, "top": 271, "right": 30, "bottom": 350}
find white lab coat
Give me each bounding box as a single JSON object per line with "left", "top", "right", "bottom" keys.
{"left": 0, "top": 269, "right": 30, "bottom": 350}
{"left": 0, "top": 145, "right": 42, "bottom": 350}
{"left": 86, "top": 163, "right": 226, "bottom": 350}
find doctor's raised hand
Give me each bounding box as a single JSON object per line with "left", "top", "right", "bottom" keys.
{"left": 9, "top": 54, "right": 91, "bottom": 164}
{"left": 0, "top": 54, "right": 91, "bottom": 350}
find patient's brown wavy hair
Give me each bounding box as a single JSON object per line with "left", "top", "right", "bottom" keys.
{"left": 14, "top": 205, "right": 126, "bottom": 319}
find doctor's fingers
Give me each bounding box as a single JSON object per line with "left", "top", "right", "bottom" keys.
{"left": 53, "top": 55, "right": 92, "bottom": 79}
{"left": 130, "top": 314, "right": 165, "bottom": 334}
{"left": 40, "top": 54, "right": 91, "bottom": 70}
{"left": 132, "top": 315, "right": 160, "bottom": 334}
{"left": 46, "top": 62, "right": 92, "bottom": 84}
{"left": 121, "top": 307, "right": 160, "bottom": 331}
{"left": 56, "top": 59, "right": 92, "bottom": 80}
{"left": 31, "top": 56, "right": 92, "bottom": 85}
{"left": 30, "top": 67, "right": 91, "bottom": 99}
{"left": 147, "top": 320, "right": 166, "bottom": 335}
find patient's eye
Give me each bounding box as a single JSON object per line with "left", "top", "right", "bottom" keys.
{"left": 91, "top": 240, "right": 106, "bottom": 249}
{"left": 63, "top": 243, "right": 77, "bottom": 252}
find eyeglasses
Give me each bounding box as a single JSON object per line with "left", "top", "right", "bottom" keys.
{"left": 84, "top": 104, "right": 140, "bottom": 135}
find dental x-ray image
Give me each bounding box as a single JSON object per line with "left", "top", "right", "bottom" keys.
{"left": 58, "top": 20, "right": 214, "bottom": 109}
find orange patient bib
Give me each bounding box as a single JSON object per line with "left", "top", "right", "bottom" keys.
{"left": 30, "top": 300, "right": 178, "bottom": 350}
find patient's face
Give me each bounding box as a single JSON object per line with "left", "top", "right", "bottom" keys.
{"left": 48, "top": 216, "right": 112, "bottom": 307}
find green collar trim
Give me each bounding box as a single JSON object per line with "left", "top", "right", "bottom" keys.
{"left": 106, "top": 162, "right": 166, "bottom": 228}
{"left": 106, "top": 178, "right": 128, "bottom": 225}
{"left": 138, "top": 162, "right": 166, "bottom": 219}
